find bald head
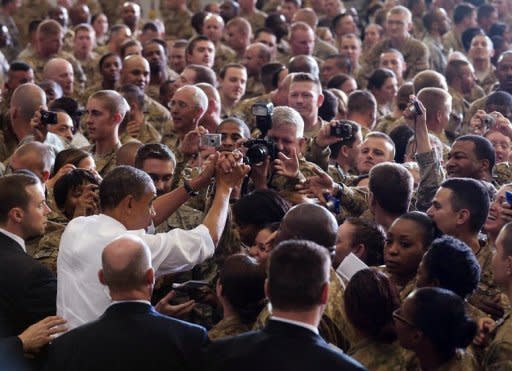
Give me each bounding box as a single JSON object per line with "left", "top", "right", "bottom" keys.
{"left": 121, "top": 55, "right": 150, "bottom": 91}
{"left": 43, "top": 58, "right": 74, "bottom": 96}
{"left": 11, "top": 83, "right": 46, "bottom": 123}
{"left": 276, "top": 203, "right": 338, "bottom": 253}
{"left": 100, "top": 235, "right": 153, "bottom": 293}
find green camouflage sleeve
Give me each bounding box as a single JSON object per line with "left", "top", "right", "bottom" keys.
{"left": 415, "top": 149, "right": 445, "bottom": 212}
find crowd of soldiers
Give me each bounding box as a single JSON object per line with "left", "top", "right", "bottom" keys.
{"left": 1, "top": 0, "right": 512, "bottom": 369}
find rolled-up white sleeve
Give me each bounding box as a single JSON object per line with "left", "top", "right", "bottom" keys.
{"left": 138, "top": 224, "right": 214, "bottom": 276}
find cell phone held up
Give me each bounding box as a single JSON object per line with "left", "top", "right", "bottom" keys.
{"left": 408, "top": 99, "right": 423, "bottom": 116}
{"left": 40, "top": 109, "right": 58, "bottom": 125}
{"left": 200, "top": 133, "right": 222, "bottom": 148}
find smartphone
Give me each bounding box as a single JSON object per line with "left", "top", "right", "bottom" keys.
{"left": 200, "top": 133, "right": 221, "bottom": 148}
{"left": 505, "top": 191, "right": 512, "bottom": 205}
{"left": 40, "top": 109, "right": 58, "bottom": 125}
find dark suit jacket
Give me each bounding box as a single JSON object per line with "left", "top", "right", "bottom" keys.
{"left": 0, "top": 231, "right": 57, "bottom": 337}
{"left": 207, "top": 319, "right": 366, "bottom": 371}
{"left": 45, "top": 302, "right": 210, "bottom": 371}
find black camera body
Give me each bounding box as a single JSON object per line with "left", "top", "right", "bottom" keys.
{"left": 330, "top": 121, "right": 354, "bottom": 139}
{"left": 243, "top": 138, "right": 278, "bottom": 165}
{"left": 252, "top": 102, "right": 274, "bottom": 137}
{"left": 408, "top": 100, "right": 423, "bottom": 116}
{"left": 40, "top": 109, "right": 58, "bottom": 125}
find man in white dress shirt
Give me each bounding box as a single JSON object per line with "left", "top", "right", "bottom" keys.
{"left": 57, "top": 156, "right": 249, "bottom": 329}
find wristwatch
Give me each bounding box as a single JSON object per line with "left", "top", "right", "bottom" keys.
{"left": 183, "top": 179, "right": 199, "bottom": 197}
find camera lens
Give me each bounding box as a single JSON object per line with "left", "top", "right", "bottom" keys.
{"left": 246, "top": 144, "right": 269, "bottom": 165}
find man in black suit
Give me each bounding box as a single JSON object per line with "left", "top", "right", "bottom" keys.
{"left": 207, "top": 240, "right": 365, "bottom": 371}
{"left": 0, "top": 173, "right": 66, "bottom": 369}
{"left": 45, "top": 234, "right": 210, "bottom": 371}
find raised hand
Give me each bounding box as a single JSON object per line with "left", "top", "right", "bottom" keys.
{"left": 273, "top": 147, "right": 299, "bottom": 178}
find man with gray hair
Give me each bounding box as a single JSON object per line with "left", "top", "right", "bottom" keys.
{"left": 84, "top": 89, "right": 130, "bottom": 176}
{"left": 362, "top": 5, "right": 429, "bottom": 81}
{"left": 251, "top": 105, "right": 321, "bottom": 202}
{"left": 161, "top": 85, "right": 208, "bottom": 161}
{"left": 48, "top": 235, "right": 210, "bottom": 369}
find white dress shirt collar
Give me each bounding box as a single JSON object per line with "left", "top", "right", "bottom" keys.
{"left": 0, "top": 228, "right": 26, "bottom": 253}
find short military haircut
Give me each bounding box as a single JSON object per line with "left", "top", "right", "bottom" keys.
{"left": 184, "top": 64, "right": 217, "bottom": 86}
{"left": 0, "top": 173, "right": 41, "bottom": 224}
{"left": 445, "top": 59, "right": 471, "bottom": 85}
{"left": 186, "top": 35, "right": 212, "bottom": 56}
{"left": 453, "top": 3, "right": 475, "bottom": 24}
{"left": 226, "top": 16, "right": 251, "bottom": 35}
{"left": 271, "top": 106, "right": 305, "bottom": 138}
{"left": 324, "top": 54, "right": 352, "bottom": 75}
{"left": 37, "top": 19, "right": 62, "bottom": 37}
{"left": 99, "top": 165, "right": 154, "bottom": 210}
{"left": 290, "top": 72, "right": 321, "bottom": 92}
{"left": 369, "top": 162, "right": 413, "bottom": 215}
{"left": 9, "top": 60, "right": 32, "bottom": 72}
{"left": 219, "top": 63, "right": 246, "bottom": 80}
{"left": 134, "top": 143, "right": 176, "bottom": 169}
{"left": 217, "top": 117, "right": 251, "bottom": 139}
{"left": 455, "top": 134, "right": 496, "bottom": 172}
{"left": 478, "top": 4, "right": 496, "bottom": 22}
{"left": 417, "top": 87, "right": 452, "bottom": 124}
{"left": 347, "top": 90, "right": 377, "bottom": 115}
{"left": 412, "top": 70, "right": 448, "bottom": 93}
{"left": 387, "top": 5, "right": 412, "bottom": 23}
{"left": 441, "top": 177, "right": 490, "bottom": 233}
{"left": 345, "top": 217, "right": 386, "bottom": 266}
{"left": 143, "top": 37, "right": 168, "bottom": 55}
{"left": 74, "top": 23, "right": 94, "bottom": 35}
{"left": 89, "top": 90, "right": 130, "bottom": 119}
{"left": 288, "top": 55, "right": 319, "bottom": 78}
{"left": 422, "top": 235, "right": 480, "bottom": 299}
{"left": 119, "top": 39, "right": 141, "bottom": 59}
{"left": 268, "top": 240, "right": 330, "bottom": 311}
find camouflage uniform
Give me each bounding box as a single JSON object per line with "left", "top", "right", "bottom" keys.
{"left": 97, "top": 0, "right": 123, "bottom": 25}
{"left": 244, "top": 76, "right": 265, "bottom": 99}
{"left": 144, "top": 94, "right": 173, "bottom": 136}
{"left": 270, "top": 156, "right": 323, "bottom": 204}
{"left": 33, "top": 223, "right": 66, "bottom": 274}
{"left": 20, "top": 51, "right": 86, "bottom": 96}
{"left": 0, "top": 122, "right": 19, "bottom": 162}
{"left": 347, "top": 339, "right": 405, "bottom": 371}
{"left": 243, "top": 10, "right": 267, "bottom": 33}
{"left": 314, "top": 37, "right": 338, "bottom": 61}
{"left": 86, "top": 142, "right": 121, "bottom": 177}
{"left": 214, "top": 43, "right": 238, "bottom": 73}
{"left": 479, "top": 66, "right": 498, "bottom": 95}
{"left": 162, "top": 8, "right": 195, "bottom": 41}
{"left": 449, "top": 88, "right": 470, "bottom": 134}
{"left": 375, "top": 113, "right": 402, "bottom": 134}
{"left": 161, "top": 130, "right": 183, "bottom": 163}
{"left": 469, "top": 240, "right": 511, "bottom": 317}
{"left": 119, "top": 121, "right": 162, "bottom": 144}
{"left": 442, "top": 30, "right": 464, "bottom": 54}
{"left": 76, "top": 52, "right": 100, "bottom": 87}
{"left": 361, "top": 36, "right": 429, "bottom": 81}
{"left": 406, "top": 350, "right": 478, "bottom": 371}
{"left": 16, "top": 44, "right": 36, "bottom": 62}
{"left": 328, "top": 164, "right": 360, "bottom": 187}
{"left": 254, "top": 268, "right": 353, "bottom": 351}
{"left": 493, "top": 162, "right": 512, "bottom": 187}
{"left": 13, "top": 0, "right": 50, "bottom": 45}
{"left": 304, "top": 119, "right": 330, "bottom": 170}
{"left": 482, "top": 310, "right": 512, "bottom": 370}
{"left": 146, "top": 67, "right": 179, "bottom": 103}
{"left": 414, "top": 149, "right": 445, "bottom": 212}
{"left": 231, "top": 93, "right": 272, "bottom": 132}
{"left": 208, "top": 315, "right": 251, "bottom": 340}
{"left": 336, "top": 184, "right": 371, "bottom": 221}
